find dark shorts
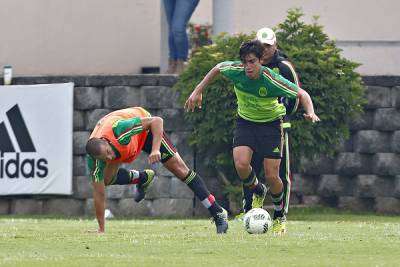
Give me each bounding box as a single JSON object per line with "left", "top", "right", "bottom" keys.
{"left": 233, "top": 117, "right": 283, "bottom": 159}
{"left": 142, "top": 131, "right": 177, "bottom": 163}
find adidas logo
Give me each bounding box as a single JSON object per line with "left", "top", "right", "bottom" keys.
{"left": 273, "top": 147, "right": 280, "bottom": 153}
{"left": 0, "top": 104, "right": 48, "bottom": 178}
{"left": 0, "top": 104, "right": 36, "bottom": 152}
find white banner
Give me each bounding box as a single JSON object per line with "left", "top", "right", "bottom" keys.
{"left": 0, "top": 83, "right": 74, "bottom": 195}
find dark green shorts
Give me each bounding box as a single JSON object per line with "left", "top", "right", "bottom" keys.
{"left": 142, "top": 131, "right": 177, "bottom": 163}
{"left": 233, "top": 117, "right": 283, "bottom": 159}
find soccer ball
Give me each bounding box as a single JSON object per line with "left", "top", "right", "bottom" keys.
{"left": 243, "top": 208, "right": 272, "bottom": 234}
{"left": 104, "top": 209, "right": 114, "bottom": 219}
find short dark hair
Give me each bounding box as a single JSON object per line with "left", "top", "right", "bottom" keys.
{"left": 86, "top": 138, "right": 105, "bottom": 157}
{"left": 239, "top": 40, "right": 264, "bottom": 62}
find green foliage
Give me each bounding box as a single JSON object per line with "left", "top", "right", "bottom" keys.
{"left": 275, "top": 8, "right": 366, "bottom": 167}
{"left": 174, "top": 8, "right": 366, "bottom": 183}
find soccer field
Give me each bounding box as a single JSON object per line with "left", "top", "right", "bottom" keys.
{"left": 0, "top": 208, "right": 399, "bottom": 267}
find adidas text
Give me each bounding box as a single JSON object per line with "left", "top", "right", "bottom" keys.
{"left": 0, "top": 152, "right": 48, "bottom": 178}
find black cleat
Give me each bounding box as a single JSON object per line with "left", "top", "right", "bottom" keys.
{"left": 134, "top": 170, "right": 155, "bottom": 203}
{"left": 213, "top": 208, "right": 229, "bottom": 234}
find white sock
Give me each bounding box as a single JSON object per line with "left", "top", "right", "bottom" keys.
{"left": 130, "top": 169, "right": 140, "bottom": 179}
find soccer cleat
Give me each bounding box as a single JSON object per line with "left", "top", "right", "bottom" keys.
{"left": 134, "top": 169, "right": 155, "bottom": 203}
{"left": 212, "top": 208, "right": 229, "bottom": 234}
{"left": 252, "top": 183, "right": 268, "bottom": 209}
{"left": 234, "top": 212, "right": 245, "bottom": 222}
{"left": 272, "top": 215, "right": 287, "bottom": 235}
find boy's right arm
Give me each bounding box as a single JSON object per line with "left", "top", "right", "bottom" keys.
{"left": 184, "top": 64, "right": 221, "bottom": 112}
{"left": 141, "top": 116, "right": 164, "bottom": 164}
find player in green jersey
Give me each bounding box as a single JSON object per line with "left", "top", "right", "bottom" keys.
{"left": 185, "top": 40, "right": 320, "bottom": 235}
{"left": 239, "top": 27, "right": 302, "bottom": 220}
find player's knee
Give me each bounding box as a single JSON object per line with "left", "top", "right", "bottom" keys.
{"left": 234, "top": 159, "right": 250, "bottom": 172}
{"left": 266, "top": 174, "right": 282, "bottom": 187}
{"left": 173, "top": 166, "right": 190, "bottom": 180}
{"left": 171, "top": 27, "right": 186, "bottom": 40}
{"left": 165, "top": 154, "right": 189, "bottom": 179}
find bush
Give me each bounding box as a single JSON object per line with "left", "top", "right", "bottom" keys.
{"left": 275, "top": 9, "right": 366, "bottom": 168}
{"left": 188, "top": 23, "right": 213, "bottom": 57}
{"left": 174, "top": 8, "right": 366, "bottom": 204}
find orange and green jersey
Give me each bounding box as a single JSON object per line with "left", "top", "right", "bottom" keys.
{"left": 219, "top": 61, "right": 300, "bottom": 122}
{"left": 87, "top": 107, "right": 151, "bottom": 182}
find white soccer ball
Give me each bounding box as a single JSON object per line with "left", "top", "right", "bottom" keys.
{"left": 243, "top": 208, "right": 272, "bottom": 234}
{"left": 104, "top": 209, "right": 114, "bottom": 219}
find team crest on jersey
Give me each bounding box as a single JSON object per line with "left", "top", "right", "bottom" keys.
{"left": 259, "top": 87, "right": 268, "bottom": 96}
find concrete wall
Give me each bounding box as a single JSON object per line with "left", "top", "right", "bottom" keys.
{"left": 0, "top": 0, "right": 212, "bottom": 76}
{"left": 213, "top": 0, "right": 400, "bottom": 75}
{"left": 2, "top": 0, "right": 398, "bottom": 76}
{"left": 0, "top": 75, "right": 399, "bottom": 216}
{"left": 290, "top": 76, "right": 400, "bottom": 213}
{"left": 0, "top": 74, "right": 224, "bottom": 217}
{"left": 0, "top": 0, "right": 161, "bottom": 76}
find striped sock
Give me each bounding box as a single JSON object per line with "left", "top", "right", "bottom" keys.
{"left": 242, "top": 169, "right": 264, "bottom": 196}
{"left": 184, "top": 170, "right": 222, "bottom": 216}
{"left": 109, "top": 168, "right": 140, "bottom": 185}
{"left": 271, "top": 191, "right": 284, "bottom": 219}
{"left": 242, "top": 184, "right": 253, "bottom": 212}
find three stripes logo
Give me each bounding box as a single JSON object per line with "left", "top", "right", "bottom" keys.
{"left": 0, "top": 104, "right": 48, "bottom": 178}
{"left": 0, "top": 104, "right": 36, "bottom": 153}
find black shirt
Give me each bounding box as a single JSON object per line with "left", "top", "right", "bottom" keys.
{"left": 264, "top": 50, "right": 300, "bottom": 117}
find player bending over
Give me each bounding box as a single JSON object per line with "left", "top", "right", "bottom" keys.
{"left": 86, "top": 107, "right": 228, "bottom": 234}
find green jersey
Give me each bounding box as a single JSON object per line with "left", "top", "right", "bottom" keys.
{"left": 219, "top": 61, "right": 300, "bottom": 122}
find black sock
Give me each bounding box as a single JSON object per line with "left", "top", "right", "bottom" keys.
{"left": 242, "top": 169, "right": 264, "bottom": 196}
{"left": 184, "top": 170, "right": 222, "bottom": 217}
{"left": 271, "top": 191, "right": 284, "bottom": 219}
{"left": 109, "top": 168, "right": 133, "bottom": 185}
{"left": 242, "top": 184, "right": 253, "bottom": 213}
{"left": 138, "top": 171, "right": 148, "bottom": 185}
{"left": 109, "top": 169, "right": 144, "bottom": 185}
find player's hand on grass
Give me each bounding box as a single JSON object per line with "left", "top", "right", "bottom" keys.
{"left": 303, "top": 113, "right": 320, "bottom": 123}
{"left": 148, "top": 150, "right": 161, "bottom": 164}
{"left": 184, "top": 90, "right": 203, "bottom": 112}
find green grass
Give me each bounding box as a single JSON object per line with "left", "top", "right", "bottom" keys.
{"left": 0, "top": 208, "right": 399, "bottom": 267}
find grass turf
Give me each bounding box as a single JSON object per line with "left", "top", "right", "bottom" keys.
{"left": 0, "top": 207, "right": 399, "bottom": 267}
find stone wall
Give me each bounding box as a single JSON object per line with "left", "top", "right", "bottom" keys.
{"left": 291, "top": 76, "right": 400, "bottom": 214}
{"left": 0, "top": 75, "right": 224, "bottom": 218}
{"left": 0, "top": 75, "right": 399, "bottom": 216}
